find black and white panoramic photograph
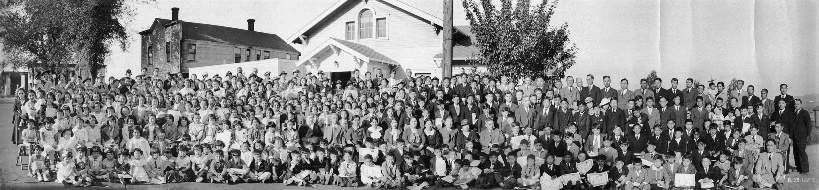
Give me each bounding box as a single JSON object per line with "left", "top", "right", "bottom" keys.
{"left": 0, "top": 0, "right": 817, "bottom": 189}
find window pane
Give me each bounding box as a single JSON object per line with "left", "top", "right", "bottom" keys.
{"left": 359, "top": 10, "right": 373, "bottom": 39}
{"left": 188, "top": 44, "right": 196, "bottom": 61}
{"left": 235, "top": 47, "right": 241, "bottom": 63}
{"left": 264, "top": 51, "right": 270, "bottom": 59}
{"left": 345, "top": 22, "right": 355, "bottom": 40}
{"left": 376, "top": 18, "right": 386, "bottom": 38}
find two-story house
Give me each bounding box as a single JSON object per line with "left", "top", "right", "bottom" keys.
{"left": 289, "top": 0, "right": 476, "bottom": 81}
{"left": 140, "top": 8, "right": 300, "bottom": 78}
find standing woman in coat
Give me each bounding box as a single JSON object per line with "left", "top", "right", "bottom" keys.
{"left": 12, "top": 90, "right": 26, "bottom": 144}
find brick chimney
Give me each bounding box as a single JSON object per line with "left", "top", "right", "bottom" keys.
{"left": 247, "top": 19, "right": 255, "bottom": 31}
{"left": 171, "top": 7, "right": 179, "bottom": 21}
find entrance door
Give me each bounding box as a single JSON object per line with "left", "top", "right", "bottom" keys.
{"left": 9, "top": 73, "right": 21, "bottom": 95}
{"left": 330, "top": 71, "right": 352, "bottom": 86}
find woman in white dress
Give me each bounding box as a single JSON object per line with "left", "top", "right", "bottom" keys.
{"left": 126, "top": 130, "right": 150, "bottom": 157}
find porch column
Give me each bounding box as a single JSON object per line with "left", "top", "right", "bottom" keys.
{"left": 4, "top": 74, "right": 10, "bottom": 96}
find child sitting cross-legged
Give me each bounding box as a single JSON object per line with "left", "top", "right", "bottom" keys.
{"left": 247, "top": 149, "right": 271, "bottom": 183}
{"left": 336, "top": 150, "right": 358, "bottom": 186}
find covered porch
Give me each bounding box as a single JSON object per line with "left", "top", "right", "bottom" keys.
{"left": 296, "top": 38, "right": 399, "bottom": 83}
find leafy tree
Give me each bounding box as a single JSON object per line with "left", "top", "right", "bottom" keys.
{"left": 463, "top": 0, "right": 577, "bottom": 79}
{"left": 0, "top": 0, "right": 133, "bottom": 80}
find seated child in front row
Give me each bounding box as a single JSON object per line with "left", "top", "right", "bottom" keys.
{"left": 88, "top": 147, "right": 107, "bottom": 184}
{"left": 102, "top": 150, "right": 118, "bottom": 182}
{"left": 208, "top": 150, "right": 228, "bottom": 183}
{"left": 379, "top": 154, "right": 404, "bottom": 188}
{"left": 360, "top": 154, "right": 382, "bottom": 186}
{"left": 55, "top": 151, "right": 76, "bottom": 185}
{"left": 29, "top": 146, "right": 49, "bottom": 182}
{"left": 336, "top": 151, "right": 358, "bottom": 186}
{"left": 247, "top": 149, "right": 271, "bottom": 183}
{"left": 284, "top": 151, "right": 315, "bottom": 186}
{"left": 724, "top": 157, "right": 752, "bottom": 189}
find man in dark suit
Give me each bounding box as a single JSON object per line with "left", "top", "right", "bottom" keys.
{"left": 695, "top": 157, "right": 723, "bottom": 189}
{"left": 461, "top": 96, "right": 482, "bottom": 124}
{"left": 605, "top": 98, "right": 626, "bottom": 134}
{"left": 515, "top": 100, "right": 536, "bottom": 128}
{"left": 627, "top": 124, "right": 648, "bottom": 152}
{"left": 649, "top": 125, "right": 670, "bottom": 154}
{"left": 454, "top": 77, "right": 470, "bottom": 101}
{"left": 771, "top": 99, "right": 795, "bottom": 133}
{"left": 448, "top": 95, "right": 465, "bottom": 123}
{"left": 545, "top": 131, "right": 568, "bottom": 160}
{"left": 554, "top": 99, "right": 573, "bottom": 132}
{"left": 691, "top": 97, "right": 708, "bottom": 131}
{"left": 793, "top": 100, "right": 812, "bottom": 174}
{"left": 499, "top": 93, "right": 518, "bottom": 118}
{"left": 581, "top": 74, "right": 602, "bottom": 106}
{"left": 773, "top": 84, "right": 795, "bottom": 112}
{"left": 533, "top": 98, "right": 557, "bottom": 132}
{"left": 653, "top": 78, "right": 668, "bottom": 106}
{"left": 742, "top": 85, "right": 762, "bottom": 108}
{"left": 572, "top": 103, "right": 592, "bottom": 138}
{"left": 670, "top": 96, "right": 687, "bottom": 129}
{"left": 683, "top": 78, "right": 699, "bottom": 109}
{"left": 600, "top": 76, "right": 618, "bottom": 102}
{"left": 701, "top": 126, "right": 725, "bottom": 152}
{"left": 755, "top": 103, "right": 772, "bottom": 140}
{"left": 667, "top": 78, "right": 684, "bottom": 108}
{"left": 658, "top": 97, "right": 676, "bottom": 131}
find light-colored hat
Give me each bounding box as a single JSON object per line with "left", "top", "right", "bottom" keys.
{"left": 599, "top": 98, "right": 610, "bottom": 107}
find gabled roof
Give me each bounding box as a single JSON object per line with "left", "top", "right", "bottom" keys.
{"left": 288, "top": 0, "right": 461, "bottom": 44}
{"left": 297, "top": 38, "right": 397, "bottom": 66}
{"left": 140, "top": 18, "right": 299, "bottom": 53}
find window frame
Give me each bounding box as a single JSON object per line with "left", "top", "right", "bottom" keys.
{"left": 358, "top": 9, "right": 374, "bottom": 39}
{"left": 187, "top": 44, "right": 196, "bottom": 61}
{"left": 246, "top": 48, "right": 251, "bottom": 61}
{"left": 234, "top": 47, "right": 241, "bottom": 63}
{"left": 376, "top": 17, "right": 388, "bottom": 39}
{"left": 147, "top": 46, "right": 153, "bottom": 65}
{"left": 345, "top": 21, "right": 356, "bottom": 40}
{"left": 256, "top": 50, "right": 261, "bottom": 60}
{"left": 263, "top": 51, "right": 270, "bottom": 59}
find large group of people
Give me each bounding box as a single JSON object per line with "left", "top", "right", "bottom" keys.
{"left": 9, "top": 66, "right": 813, "bottom": 189}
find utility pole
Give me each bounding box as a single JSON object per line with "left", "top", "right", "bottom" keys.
{"left": 442, "top": 0, "right": 453, "bottom": 78}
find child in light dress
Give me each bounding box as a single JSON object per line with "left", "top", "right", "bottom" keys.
{"left": 55, "top": 151, "right": 76, "bottom": 185}
{"left": 128, "top": 149, "right": 151, "bottom": 183}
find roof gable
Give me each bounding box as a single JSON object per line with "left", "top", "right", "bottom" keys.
{"left": 138, "top": 18, "right": 172, "bottom": 35}
{"left": 288, "top": 0, "right": 448, "bottom": 44}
